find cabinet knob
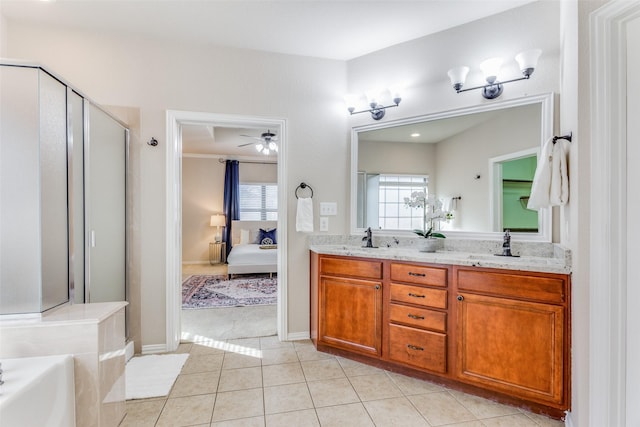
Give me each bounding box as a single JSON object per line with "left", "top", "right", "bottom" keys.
{"left": 375, "top": 284, "right": 380, "bottom": 290}
{"left": 457, "top": 295, "right": 464, "bottom": 301}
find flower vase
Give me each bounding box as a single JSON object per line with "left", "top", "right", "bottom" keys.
{"left": 418, "top": 238, "right": 444, "bottom": 253}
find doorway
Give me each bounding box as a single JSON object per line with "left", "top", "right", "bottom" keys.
{"left": 166, "top": 111, "right": 288, "bottom": 352}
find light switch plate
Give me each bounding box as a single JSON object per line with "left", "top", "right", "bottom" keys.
{"left": 319, "top": 217, "right": 329, "bottom": 231}
{"left": 320, "top": 202, "right": 338, "bottom": 216}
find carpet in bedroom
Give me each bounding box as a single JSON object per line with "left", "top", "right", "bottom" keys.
{"left": 182, "top": 274, "right": 277, "bottom": 309}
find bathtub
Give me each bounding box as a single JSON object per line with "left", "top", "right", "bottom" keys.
{"left": 0, "top": 354, "right": 75, "bottom": 427}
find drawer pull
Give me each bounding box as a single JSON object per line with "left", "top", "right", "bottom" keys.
{"left": 407, "top": 344, "right": 424, "bottom": 351}
{"left": 408, "top": 292, "right": 426, "bottom": 298}
{"left": 408, "top": 272, "right": 426, "bottom": 277}
{"left": 407, "top": 314, "right": 425, "bottom": 320}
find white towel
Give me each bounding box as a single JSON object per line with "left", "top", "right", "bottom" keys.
{"left": 527, "top": 137, "right": 570, "bottom": 209}
{"left": 550, "top": 139, "right": 570, "bottom": 205}
{"left": 296, "top": 197, "right": 314, "bottom": 232}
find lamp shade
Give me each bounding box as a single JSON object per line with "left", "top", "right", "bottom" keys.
{"left": 515, "top": 49, "right": 542, "bottom": 76}
{"left": 447, "top": 66, "right": 470, "bottom": 90}
{"left": 210, "top": 214, "right": 226, "bottom": 227}
{"left": 479, "top": 57, "right": 503, "bottom": 82}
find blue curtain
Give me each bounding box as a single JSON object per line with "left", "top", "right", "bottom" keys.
{"left": 223, "top": 160, "right": 240, "bottom": 257}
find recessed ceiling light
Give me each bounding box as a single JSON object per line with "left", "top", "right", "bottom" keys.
{"left": 411, "top": 133, "right": 421, "bottom": 138}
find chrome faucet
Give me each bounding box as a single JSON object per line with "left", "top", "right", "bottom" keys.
{"left": 501, "top": 229, "right": 513, "bottom": 256}
{"left": 362, "top": 227, "right": 373, "bottom": 248}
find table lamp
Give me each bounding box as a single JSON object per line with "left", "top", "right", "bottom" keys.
{"left": 210, "top": 214, "right": 226, "bottom": 242}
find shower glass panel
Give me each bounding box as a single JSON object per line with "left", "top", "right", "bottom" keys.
{"left": 69, "top": 90, "right": 85, "bottom": 304}
{"left": 86, "top": 104, "right": 126, "bottom": 303}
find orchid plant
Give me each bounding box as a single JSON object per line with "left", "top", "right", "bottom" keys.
{"left": 403, "top": 191, "right": 449, "bottom": 239}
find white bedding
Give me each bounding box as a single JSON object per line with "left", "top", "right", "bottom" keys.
{"left": 227, "top": 243, "right": 277, "bottom": 276}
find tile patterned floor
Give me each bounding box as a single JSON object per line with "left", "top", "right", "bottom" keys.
{"left": 121, "top": 336, "right": 565, "bottom": 427}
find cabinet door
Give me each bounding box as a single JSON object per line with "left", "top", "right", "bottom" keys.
{"left": 456, "top": 292, "right": 565, "bottom": 406}
{"left": 319, "top": 276, "right": 382, "bottom": 356}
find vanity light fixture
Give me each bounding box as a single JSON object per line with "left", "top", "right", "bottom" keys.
{"left": 345, "top": 87, "right": 402, "bottom": 120}
{"left": 448, "top": 49, "right": 541, "bottom": 99}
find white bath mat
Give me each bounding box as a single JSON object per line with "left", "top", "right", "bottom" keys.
{"left": 125, "top": 353, "right": 189, "bottom": 400}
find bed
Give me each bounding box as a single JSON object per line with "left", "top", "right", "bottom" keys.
{"left": 227, "top": 220, "right": 278, "bottom": 277}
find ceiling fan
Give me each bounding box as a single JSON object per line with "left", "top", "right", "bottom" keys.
{"left": 238, "top": 130, "right": 279, "bottom": 155}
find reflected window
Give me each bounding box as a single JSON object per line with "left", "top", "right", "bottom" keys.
{"left": 359, "top": 174, "right": 427, "bottom": 230}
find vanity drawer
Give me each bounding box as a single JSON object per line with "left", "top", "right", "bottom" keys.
{"left": 388, "top": 324, "right": 446, "bottom": 373}
{"left": 456, "top": 268, "right": 567, "bottom": 304}
{"left": 389, "top": 303, "right": 446, "bottom": 332}
{"left": 320, "top": 257, "right": 383, "bottom": 280}
{"left": 390, "top": 284, "right": 447, "bottom": 309}
{"left": 391, "top": 263, "right": 447, "bottom": 287}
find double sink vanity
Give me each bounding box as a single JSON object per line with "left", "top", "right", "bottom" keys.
{"left": 309, "top": 238, "right": 571, "bottom": 419}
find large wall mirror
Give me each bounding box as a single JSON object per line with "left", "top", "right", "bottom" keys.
{"left": 350, "top": 93, "right": 554, "bottom": 241}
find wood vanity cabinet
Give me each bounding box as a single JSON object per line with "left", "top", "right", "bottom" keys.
{"left": 310, "top": 251, "right": 571, "bottom": 416}
{"left": 454, "top": 266, "right": 570, "bottom": 409}
{"left": 312, "top": 254, "right": 383, "bottom": 357}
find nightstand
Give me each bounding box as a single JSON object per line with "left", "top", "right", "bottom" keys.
{"left": 209, "top": 242, "right": 226, "bottom": 265}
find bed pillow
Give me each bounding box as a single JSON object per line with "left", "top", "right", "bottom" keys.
{"left": 240, "top": 229, "right": 250, "bottom": 245}
{"left": 256, "top": 228, "right": 277, "bottom": 245}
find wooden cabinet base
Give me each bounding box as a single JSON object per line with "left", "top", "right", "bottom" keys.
{"left": 310, "top": 252, "right": 570, "bottom": 420}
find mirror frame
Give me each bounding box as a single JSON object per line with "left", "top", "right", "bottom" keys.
{"left": 350, "top": 92, "right": 554, "bottom": 242}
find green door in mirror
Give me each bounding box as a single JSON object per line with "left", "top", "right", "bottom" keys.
{"left": 501, "top": 156, "right": 538, "bottom": 232}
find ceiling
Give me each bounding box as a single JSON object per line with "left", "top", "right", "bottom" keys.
{"left": 1, "top": 0, "right": 538, "bottom": 61}
{"left": 182, "top": 125, "right": 280, "bottom": 158}
{"left": 1, "top": 0, "right": 539, "bottom": 157}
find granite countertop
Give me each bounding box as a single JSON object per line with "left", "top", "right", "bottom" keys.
{"left": 309, "top": 244, "right": 571, "bottom": 274}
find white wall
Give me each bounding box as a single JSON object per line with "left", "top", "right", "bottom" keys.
{"left": 3, "top": 20, "right": 349, "bottom": 345}
{"left": 346, "top": 2, "right": 560, "bottom": 127}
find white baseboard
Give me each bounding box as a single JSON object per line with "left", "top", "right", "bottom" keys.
{"left": 285, "top": 331, "right": 310, "bottom": 341}
{"left": 563, "top": 412, "right": 572, "bottom": 427}
{"left": 182, "top": 261, "right": 211, "bottom": 265}
{"left": 141, "top": 344, "right": 168, "bottom": 354}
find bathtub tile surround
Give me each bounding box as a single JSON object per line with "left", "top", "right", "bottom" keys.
{"left": 119, "top": 336, "right": 564, "bottom": 426}
{"left": 308, "top": 235, "right": 571, "bottom": 274}
{"left": 0, "top": 302, "right": 127, "bottom": 427}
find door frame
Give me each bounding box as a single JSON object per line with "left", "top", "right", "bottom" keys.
{"left": 166, "top": 110, "right": 288, "bottom": 351}
{"left": 589, "top": 1, "right": 640, "bottom": 425}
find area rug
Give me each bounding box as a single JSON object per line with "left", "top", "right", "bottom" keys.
{"left": 125, "top": 353, "right": 189, "bottom": 400}
{"left": 182, "top": 274, "right": 277, "bottom": 309}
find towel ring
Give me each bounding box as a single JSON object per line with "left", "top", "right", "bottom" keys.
{"left": 295, "top": 182, "right": 313, "bottom": 199}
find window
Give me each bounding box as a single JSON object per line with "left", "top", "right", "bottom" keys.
{"left": 239, "top": 183, "right": 278, "bottom": 220}
{"left": 377, "top": 175, "right": 427, "bottom": 230}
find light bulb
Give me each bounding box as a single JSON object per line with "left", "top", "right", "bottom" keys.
{"left": 256, "top": 143, "right": 264, "bottom": 152}
{"left": 480, "top": 57, "right": 503, "bottom": 84}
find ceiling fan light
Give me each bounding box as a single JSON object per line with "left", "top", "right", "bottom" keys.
{"left": 256, "top": 143, "right": 264, "bottom": 152}
{"left": 262, "top": 148, "right": 270, "bottom": 155}
{"left": 268, "top": 142, "right": 277, "bottom": 150}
